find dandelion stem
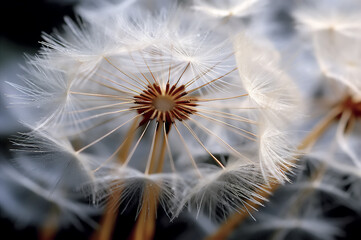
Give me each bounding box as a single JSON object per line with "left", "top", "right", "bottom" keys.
{"left": 118, "top": 117, "right": 140, "bottom": 164}
{"left": 155, "top": 127, "right": 168, "bottom": 173}
{"left": 39, "top": 207, "right": 58, "bottom": 240}
{"left": 135, "top": 122, "right": 167, "bottom": 240}
{"left": 129, "top": 183, "right": 159, "bottom": 240}
{"left": 90, "top": 193, "right": 120, "bottom": 240}
{"left": 163, "top": 122, "right": 176, "bottom": 172}
{"left": 145, "top": 122, "right": 162, "bottom": 175}
{"left": 298, "top": 105, "right": 343, "bottom": 151}
{"left": 91, "top": 117, "right": 140, "bottom": 240}
{"left": 123, "top": 121, "right": 151, "bottom": 167}
{"left": 205, "top": 105, "right": 343, "bottom": 240}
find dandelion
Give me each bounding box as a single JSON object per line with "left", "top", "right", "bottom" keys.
{"left": 227, "top": 2, "right": 361, "bottom": 239}
{"left": 293, "top": 0, "right": 361, "bottom": 167}
{"left": 9, "top": 3, "right": 299, "bottom": 239}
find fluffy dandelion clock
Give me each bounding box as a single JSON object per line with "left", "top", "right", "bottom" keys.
{"left": 11, "top": 5, "right": 299, "bottom": 219}
{"left": 294, "top": 0, "right": 361, "bottom": 163}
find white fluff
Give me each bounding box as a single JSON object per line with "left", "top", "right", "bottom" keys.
{"left": 235, "top": 34, "right": 301, "bottom": 123}
{"left": 293, "top": 0, "right": 361, "bottom": 39}
{"left": 178, "top": 162, "right": 267, "bottom": 221}
{"left": 258, "top": 123, "right": 297, "bottom": 183}
{"left": 9, "top": 2, "right": 299, "bottom": 221}
{"left": 192, "top": 0, "right": 262, "bottom": 18}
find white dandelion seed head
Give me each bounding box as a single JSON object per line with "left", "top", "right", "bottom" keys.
{"left": 10, "top": 3, "right": 300, "bottom": 220}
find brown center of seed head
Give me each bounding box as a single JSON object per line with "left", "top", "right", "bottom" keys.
{"left": 152, "top": 95, "right": 175, "bottom": 112}
{"left": 336, "top": 95, "right": 361, "bottom": 133}
{"left": 340, "top": 95, "right": 361, "bottom": 118}
{"left": 133, "top": 83, "right": 198, "bottom": 131}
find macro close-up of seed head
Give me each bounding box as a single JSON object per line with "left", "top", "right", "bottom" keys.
{"left": 1, "top": 0, "right": 361, "bottom": 240}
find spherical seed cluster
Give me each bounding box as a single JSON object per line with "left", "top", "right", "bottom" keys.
{"left": 8, "top": 0, "right": 298, "bottom": 222}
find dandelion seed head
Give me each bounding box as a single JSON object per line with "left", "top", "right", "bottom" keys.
{"left": 10, "top": 3, "right": 300, "bottom": 220}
